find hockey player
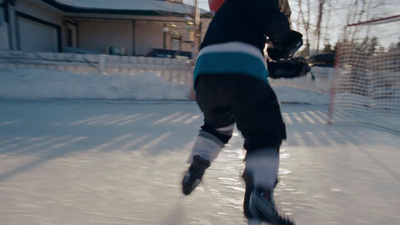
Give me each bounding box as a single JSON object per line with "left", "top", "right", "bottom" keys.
{"left": 182, "top": 0, "right": 310, "bottom": 224}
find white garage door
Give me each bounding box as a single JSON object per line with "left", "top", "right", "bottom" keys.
{"left": 18, "top": 16, "right": 58, "bottom": 52}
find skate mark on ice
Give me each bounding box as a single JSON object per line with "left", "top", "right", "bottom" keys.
{"left": 357, "top": 147, "right": 400, "bottom": 183}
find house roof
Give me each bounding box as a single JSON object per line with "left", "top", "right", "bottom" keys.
{"left": 42, "top": 0, "right": 212, "bottom": 17}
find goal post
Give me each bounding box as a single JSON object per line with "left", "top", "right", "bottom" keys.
{"left": 328, "top": 15, "right": 400, "bottom": 133}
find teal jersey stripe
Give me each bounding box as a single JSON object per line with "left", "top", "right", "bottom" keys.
{"left": 194, "top": 52, "right": 269, "bottom": 84}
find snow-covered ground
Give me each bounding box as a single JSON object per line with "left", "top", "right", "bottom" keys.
{"left": 0, "top": 68, "right": 329, "bottom": 104}
{"left": 0, "top": 68, "right": 399, "bottom": 225}
{"left": 0, "top": 69, "right": 191, "bottom": 101}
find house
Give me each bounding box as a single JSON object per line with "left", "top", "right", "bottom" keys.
{"left": 0, "top": 0, "right": 212, "bottom": 56}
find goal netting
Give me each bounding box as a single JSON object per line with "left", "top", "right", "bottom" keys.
{"left": 328, "top": 15, "right": 400, "bottom": 133}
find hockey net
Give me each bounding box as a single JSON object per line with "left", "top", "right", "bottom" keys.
{"left": 328, "top": 15, "right": 400, "bottom": 133}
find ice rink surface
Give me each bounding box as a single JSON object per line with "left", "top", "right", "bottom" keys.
{"left": 0, "top": 100, "right": 399, "bottom": 225}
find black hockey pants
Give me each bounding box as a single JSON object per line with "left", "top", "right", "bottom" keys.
{"left": 194, "top": 74, "right": 287, "bottom": 154}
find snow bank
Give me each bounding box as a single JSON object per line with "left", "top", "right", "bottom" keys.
{"left": 0, "top": 68, "right": 191, "bottom": 100}
{"left": 0, "top": 68, "right": 329, "bottom": 104}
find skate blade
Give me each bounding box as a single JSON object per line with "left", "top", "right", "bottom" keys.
{"left": 182, "top": 179, "right": 201, "bottom": 195}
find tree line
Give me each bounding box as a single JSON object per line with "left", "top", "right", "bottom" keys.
{"left": 291, "top": 0, "right": 398, "bottom": 56}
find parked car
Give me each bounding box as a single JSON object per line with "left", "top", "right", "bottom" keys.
{"left": 307, "top": 53, "right": 336, "bottom": 92}
{"left": 145, "top": 48, "right": 192, "bottom": 59}
{"left": 308, "top": 53, "right": 335, "bottom": 67}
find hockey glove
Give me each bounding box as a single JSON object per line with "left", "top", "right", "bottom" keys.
{"left": 267, "top": 30, "right": 303, "bottom": 60}
{"left": 267, "top": 57, "right": 311, "bottom": 79}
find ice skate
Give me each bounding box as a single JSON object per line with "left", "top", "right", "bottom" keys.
{"left": 182, "top": 155, "right": 210, "bottom": 195}
{"left": 243, "top": 171, "right": 294, "bottom": 225}
{"left": 247, "top": 188, "right": 295, "bottom": 225}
